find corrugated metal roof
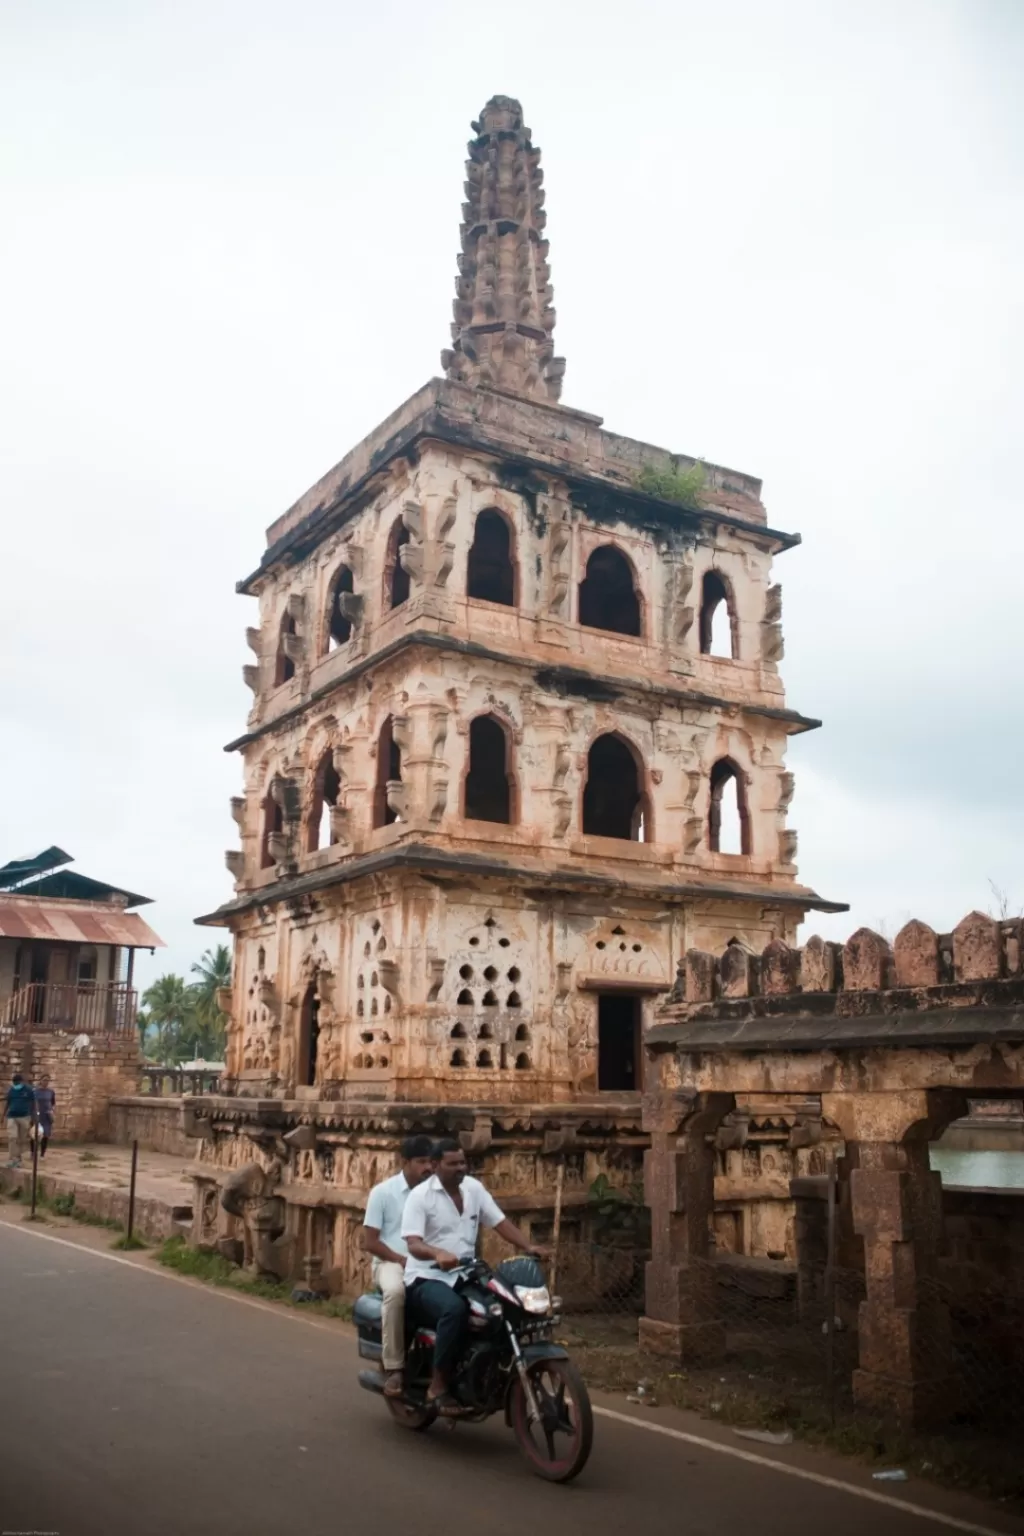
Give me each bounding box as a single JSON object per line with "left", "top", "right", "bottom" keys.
{"left": 0, "top": 898, "right": 165, "bottom": 949}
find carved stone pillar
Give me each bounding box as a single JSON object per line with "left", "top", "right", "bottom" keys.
{"left": 823, "top": 1089, "right": 966, "bottom": 1426}
{"left": 639, "top": 1089, "right": 732, "bottom": 1362}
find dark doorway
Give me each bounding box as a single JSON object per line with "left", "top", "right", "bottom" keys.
{"left": 578, "top": 546, "right": 641, "bottom": 637}
{"left": 386, "top": 520, "right": 411, "bottom": 609}
{"left": 261, "top": 790, "right": 284, "bottom": 868}
{"left": 298, "top": 983, "right": 320, "bottom": 1087}
{"left": 467, "top": 509, "right": 515, "bottom": 606}
{"left": 326, "top": 565, "right": 354, "bottom": 650}
{"left": 464, "top": 715, "right": 513, "bottom": 823}
{"left": 597, "top": 993, "right": 642, "bottom": 1091}
{"left": 582, "top": 733, "right": 644, "bottom": 840}
{"left": 275, "top": 612, "right": 297, "bottom": 686}
{"left": 373, "top": 717, "right": 402, "bottom": 828}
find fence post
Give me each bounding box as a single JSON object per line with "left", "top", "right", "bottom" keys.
{"left": 550, "top": 1161, "right": 565, "bottom": 1299}
{"left": 126, "top": 1138, "right": 139, "bottom": 1242}
{"left": 29, "top": 1104, "right": 40, "bottom": 1220}
{"left": 824, "top": 1159, "right": 838, "bottom": 1424}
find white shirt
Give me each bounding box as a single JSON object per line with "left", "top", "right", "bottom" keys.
{"left": 401, "top": 1174, "right": 505, "bottom": 1287}
{"left": 363, "top": 1171, "right": 414, "bottom": 1279}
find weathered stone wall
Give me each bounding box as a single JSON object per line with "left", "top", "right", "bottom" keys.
{"left": 187, "top": 1100, "right": 644, "bottom": 1295}
{"left": 0, "top": 1033, "right": 140, "bottom": 1142}
{"left": 108, "top": 1096, "right": 189, "bottom": 1156}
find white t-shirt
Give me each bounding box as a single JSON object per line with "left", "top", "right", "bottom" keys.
{"left": 363, "top": 1170, "right": 414, "bottom": 1278}
{"left": 400, "top": 1174, "right": 505, "bottom": 1287}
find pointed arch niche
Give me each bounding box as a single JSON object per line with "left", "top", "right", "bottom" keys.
{"left": 708, "top": 757, "right": 750, "bottom": 855}
{"left": 466, "top": 508, "right": 516, "bottom": 607}
{"left": 324, "top": 565, "right": 354, "bottom": 652}
{"left": 373, "top": 716, "right": 403, "bottom": 829}
{"left": 384, "top": 518, "right": 411, "bottom": 610}
{"left": 582, "top": 732, "right": 649, "bottom": 841}
{"left": 578, "top": 545, "right": 642, "bottom": 637}
{"left": 463, "top": 713, "right": 516, "bottom": 824}
{"left": 699, "top": 570, "right": 738, "bottom": 659}
{"left": 307, "top": 750, "right": 341, "bottom": 852}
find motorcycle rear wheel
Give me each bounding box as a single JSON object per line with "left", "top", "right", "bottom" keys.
{"left": 510, "top": 1358, "right": 593, "bottom": 1482}
{"left": 386, "top": 1397, "right": 437, "bottom": 1432}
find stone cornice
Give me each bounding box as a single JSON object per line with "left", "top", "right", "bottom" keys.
{"left": 225, "top": 629, "right": 820, "bottom": 752}
{"left": 195, "top": 839, "right": 845, "bottom": 926}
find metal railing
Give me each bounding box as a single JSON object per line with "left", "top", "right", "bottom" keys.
{"left": 0, "top": 981, "right": 138, "bottom": 1037}
{"left": 138, "top": 1066, "right": 221, "bottom": 1096}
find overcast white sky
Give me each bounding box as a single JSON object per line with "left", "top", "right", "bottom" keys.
{"left": 2, "top": 0, "right": 1022, "bottom": 990}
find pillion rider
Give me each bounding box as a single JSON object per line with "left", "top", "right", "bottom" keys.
{"left": 400, "top": 1138, "right": 548, "bottom": 1416}
{"left": 360, "top": 1135, "right": 435, "bottom": 1397}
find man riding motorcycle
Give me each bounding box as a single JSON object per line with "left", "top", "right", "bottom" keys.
{"left": 360, "top": 1133, "right": 435, "bottom": 1397}
{"left": 401, "top": 1138, "right": 548, "bottom": 1416}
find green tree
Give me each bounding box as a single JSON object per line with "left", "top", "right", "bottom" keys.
{"left": 140, "top": 973, "right": 196, "bottom": 1064}
{"left": 188, "top": 944, "right": 232, "bottom": 1061}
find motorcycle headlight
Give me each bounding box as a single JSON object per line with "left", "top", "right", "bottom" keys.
{"left": 514, "top": 1284, "right": 551, "bottom": 1315}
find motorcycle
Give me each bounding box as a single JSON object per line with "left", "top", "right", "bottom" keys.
{"left": 355, "top": 1254, "right": 593, "bottom": 1483}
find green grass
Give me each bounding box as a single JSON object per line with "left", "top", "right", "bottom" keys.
{"left": 111, "top": 1233, "right": 148, "bottom": 1251}
{"left": 156, "top": 1236, "right": 352, "bottom": 1320}
{"left": 78, "top": 1150, "right": 101, "bottom": 1166}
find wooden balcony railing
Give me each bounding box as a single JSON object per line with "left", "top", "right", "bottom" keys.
{"left": 0, "top": 981, "right": 138, "bottom": 1037}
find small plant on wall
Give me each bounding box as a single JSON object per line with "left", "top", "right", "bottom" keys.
{"left": 636, "top": 461, "right": 707, "bottom": 510}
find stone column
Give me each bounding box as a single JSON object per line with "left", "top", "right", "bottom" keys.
{"left": 639, "top": 1089, "right": 732, "bottom": 1362}
{"left": 823, "top": 1089, "right": 966, "bottom": 1426}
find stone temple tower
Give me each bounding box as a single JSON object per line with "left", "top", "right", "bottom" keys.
{"left": 195, "top": 97, "right": 842, "bottom": 1286}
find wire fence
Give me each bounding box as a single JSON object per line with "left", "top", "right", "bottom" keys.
{"left": 544, "top": 1234, "right": 1024, "bottom": 1501}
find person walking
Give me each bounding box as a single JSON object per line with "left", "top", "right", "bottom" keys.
{"left": 34, "top": 1074, "right": 56, "bottom": 1158}
{"left": 2, "top": 1073, "right": 37, "bottom": 1168}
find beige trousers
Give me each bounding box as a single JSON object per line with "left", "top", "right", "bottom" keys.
{"left": 7, "top": 1117, "right": 30, "bottom": 1162}
{"left": 378, "top": 1261, "right": 407, "bottom": 1371}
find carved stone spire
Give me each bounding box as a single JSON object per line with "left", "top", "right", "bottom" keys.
{"left": 441, "top": 96, "right": 564, "bottom": 405}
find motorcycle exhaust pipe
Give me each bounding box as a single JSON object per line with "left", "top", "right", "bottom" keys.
{"left": 358, "top": 1369, "right": 386, "bottom": 1395}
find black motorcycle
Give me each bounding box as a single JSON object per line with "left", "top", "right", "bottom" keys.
{"left": 355, "top": 1255, "right": 593, "bottom": 1482}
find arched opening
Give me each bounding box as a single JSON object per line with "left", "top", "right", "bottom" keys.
{"left": 384, "top": 519, "right": 411, "bottom": 610}
{"left": 325, "top": 565, "right": 354, "bottom": 651}
{"left": 467, "top": 508, "right": 515, "bottom": 606}
{"left": 307, "top": 751, "right": 341, "bottom": 852}
{"left": 464, "top": 714, "right": 515, "bottom": 824}
{"left": 298, "top": 981, "right": 320, "bottom": 1087}
{"left": 578, "top": 545, "right": 641, "bottom": 637}
{"left": 274, "top": 612, "right": 297, "bottom": 686}
{"left": 582, "top": 733, "right": 647, "bottom": 840}
{"left": 699, "top": 571, "right": 736, "bottom": 658}
{"left": 709, "top": 757, "right": 750, "bottom": 855}
{"left": 260, "top": 788, "right": 283, "bottom": 869}
{"left": 372, "top": 716, "right": 402, "bottom": 829}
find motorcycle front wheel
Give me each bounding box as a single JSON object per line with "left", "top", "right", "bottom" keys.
{"left": 386, "top": 1397, "right": 437, "bottom": 1432}
{"left": 510, "top": 1358, "right": 593, "bottom": 1482}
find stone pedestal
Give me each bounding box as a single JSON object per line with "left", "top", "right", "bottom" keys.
{"left": 825, "top": 1089, "right": 965, "bottom": 1427}
{"left": 640, "top": 1090, "right": 732, "bottom": 1364}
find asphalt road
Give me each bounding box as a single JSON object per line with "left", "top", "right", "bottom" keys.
{"left": 0, "top": 1220, "right": 1020, "bottom": 1536}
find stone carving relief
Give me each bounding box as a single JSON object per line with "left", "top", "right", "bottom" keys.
{"left": 761, "top": 584, "right": 784, "bottom": 664}
{"left": 664, "top": 556, "right": 695, "bottom": 647}
{"left": 352, "top": 920, "right": 395, "bottom": 1072}
{"left": 444, "top": 913, "right": 533, "bottom": 1072}
{"left": 219, "top": 1158, "right": 293, "bottom": 1279}
{"left": 547, "top": 519, "right": 572, "bottom": 617}
{"left": 243, "top": 947, "right": 281, "bottom": 1082}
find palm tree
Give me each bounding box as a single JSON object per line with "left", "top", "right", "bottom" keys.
{"left": 140, "top": 973, "right": 195, "bottom": 1064}
{"left": 189, "top": 945, "right": 232, "bottom": 1061}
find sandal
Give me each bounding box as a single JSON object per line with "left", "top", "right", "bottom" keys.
{"left": 426, "top": 1392, "right": 465, "bottom": 1418}
{"left": 382, "top": 1372, "right": 405, "bottom": 1398}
